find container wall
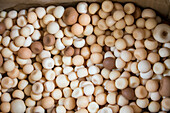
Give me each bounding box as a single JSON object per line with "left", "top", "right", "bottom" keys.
{"left": 0, "top": 0, "right": 169, "bottom": 19}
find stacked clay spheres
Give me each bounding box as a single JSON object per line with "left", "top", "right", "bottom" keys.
{"left": 0, "top": 1, "right": 170, "bottom": 113}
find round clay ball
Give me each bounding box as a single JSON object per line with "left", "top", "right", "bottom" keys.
{"left": 148, "top": 101, "right": 160, "bottom": 112}
{"left": 103, "top": 57, "right": 115, "bottom": 70}
{"left": 43, "top": 34, "right": 55, "bottom": 46}
{"left": 30, "top": 41, "right": 43, "bottom": 54}
{"left": 63, "top": 7, "right": 79, "bottom": 25}
{"left": 138, "top": 60, "right": 151, "bottom": 73}
{"left": 41, "top": 97, "right": 54, "bottom": 109}
{"left": 0, "top": 22, "right": 6, "bottom": 34}
{"left": 11, "top": 99, "right": 26, "bottom": 113}
{"left": 90, "top": 53, "right": 103, "bottom": 64}
{"left": 120, "top": 105, "right": 134, "bottom": 113}
{"left": 146, "top": 80, "right": 159, "bottom": 92}
{"left": 64, "top": 46, "right": 74, "bottom": 56}
{"left": 18, "top": 48, "right": 32, "bottom": 59}
{"left": 122, "top": 87, "right": 135, "bottom": 100}
{"left": 3, "top": 60, "right": 15, "bottom": 72}
{"left": 0, "top": 53, "right": 3, "bottom": 67}
{"left": 64, "top": 97, "right": 76, "bottom": 110}
{"left": 135, "top": 86, "right": 148, "bottom": 99}
{"left": 71, "top": 23, "right": 83, "bottom": 35}
{"left": 78, "top": 14, "right": 91, "bottom": 26}
{"left": 47, "top": 21, "right": 59, "bottom": 34}
{"left": 159, "top": 76, "right": 170, "bottom": 97}
{"left": 161, "top": 98, "right": 170, "bottom": 110}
